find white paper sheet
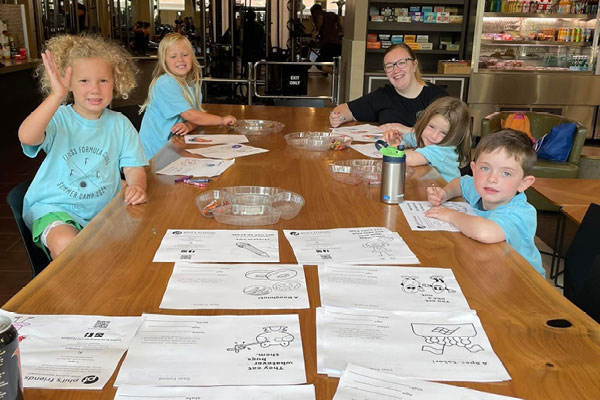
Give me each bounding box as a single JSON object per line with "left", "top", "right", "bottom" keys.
{"left": 153, "top": 229, "right": 280, "bottom": 262}
{"left": 334, "top": 364, "right": 522, "bottom": 400}
{"left": 115, "top": 384, "right": 316, "bottom": 400}
{"left": 187, "top": 144, "right": 268, "bottom": 159}
{"left": 400, "top": 201, "right": 478, "bottom": 231}
{"left": 283, "top": 227, "right": 419, "bottom": 265}
{"left": 331, "top": 124, "right": 384, "bottom": 142}
{"left": 316, "top": 306, "right": 511, "bottom": 382}
{"left": 319, "top": 264, "right": 470, "bottom": 312}
{"left": 160, "top": 263, "right": 309, "bottom": 309}
{"left": 115, "top": 313, "right": 306, "bottom": 386}
{"left": 349, "top": 143, "right": 383, "bottom": 158}
{"left": 155, "top": 157, "right": 234, "bottom": 176}
{"left": 0, "top": 309, "right": 140, "bottom": 390}
{"left": 185, "top": 134, "right": 249, "bottom": 144}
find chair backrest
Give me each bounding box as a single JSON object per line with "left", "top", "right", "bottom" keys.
{"left": 564, "top": 203, "right": 600, "bottom": 323}
{"left": 481, "top": 111, "right": 587, "bottom": 164}
{"left": 6, "top": 181, "right": 50, "bottom": 277}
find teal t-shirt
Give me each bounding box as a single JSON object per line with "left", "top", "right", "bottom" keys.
{"left": 22, "top": 105, "right": 148, "bottom": 229}
{"left": 460, "top": 175, "right": 544, "bottom": 276}
{"left": 401, "top": 132, "right": 460, "bottom": 183}
{"left": 139, "top": 74, "right": 200, "bottom": 159}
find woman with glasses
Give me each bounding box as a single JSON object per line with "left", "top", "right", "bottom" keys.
{"left": 329, "top": 43, "right": 447, "bottom": 133}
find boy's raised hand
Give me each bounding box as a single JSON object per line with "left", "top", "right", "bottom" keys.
{"left": 427, "top": 185, "right": 447, "bottom": 206}
{"left": 41, "top": 50, "right": 71, "bottom": 100}
{"left": 124, "top": 184, "right": 147, "bottom": 206}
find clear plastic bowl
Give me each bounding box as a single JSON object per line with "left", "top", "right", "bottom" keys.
{"left": 234, "top": 119, "right": 285, "bottom": 135}
{"left": 284, "top": 132, "right": 352, "bottom": 151}
{"left": 196, "top": 186, "right": 304, "bottom": 224}
{"left": 329, "top": 159, "right": 382, "bottom": 185}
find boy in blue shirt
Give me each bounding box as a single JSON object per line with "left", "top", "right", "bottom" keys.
{"left": 425, "top": 129, "right": 543, "bottom": 276}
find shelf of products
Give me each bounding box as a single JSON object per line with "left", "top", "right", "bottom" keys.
{"left": 472, "top": 0, "right": 600, "bottom": 72}
{"left": 365, "top": 1, "right": 470, "bottom": 75}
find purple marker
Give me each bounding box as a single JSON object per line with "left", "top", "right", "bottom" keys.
{"left": 174, "top": 175, "right": 193, "bottom": 183}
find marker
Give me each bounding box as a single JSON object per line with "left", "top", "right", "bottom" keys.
{"left": 188, "top": 178, "right": 210, "bottom": 183}
{"left": 174, "top": 175, "right": 193, "bottom": 183}
{"left": 183, "top": 180, "right": 207, "bottom": 188}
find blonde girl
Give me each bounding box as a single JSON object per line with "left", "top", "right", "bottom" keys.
{"left": 139, "top": 33, "right": 236, "bottom": 159}
{"left": 18, "top": 34, "right": 148, "bottom": 259}
{"left": 383, "top": 96, "right": 470, "bottom": 182}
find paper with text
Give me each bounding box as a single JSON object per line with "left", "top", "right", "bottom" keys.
{"left": 317, "top": 306, "right": 511, "bottom": 382}
{"left": 161, "top": 263, "right": 309, "bottom": 309}
{"left": 334, "top": 364, "right": 522, "bottom": 400}
{"left": 155, "top": 157, "right": 234, "bottom": 176}
{"left": 0, "top": 309, "right": 141, "bottom": 390}
{"left": 153, "top": 229, "right": 280, "bottom": 263}
{"left": 185, "top": 134, "right": 249, "bottom": 145}
{"left": 187, "top": 144, "right": 268, "bottom": 159}
{"left": 400, "top": 201, "right": 478, "bottom": 231}
{"left": 115, "top": 314, "right": 306, "bottom": 386}
{"left": 319, "top": 264, "right": 470, "bottom": 312}
{"left": 115, "top": 384, "right": 316, "bottom": 400}
{"left": 283, "top": 227, "right": 419, "bottom": 265}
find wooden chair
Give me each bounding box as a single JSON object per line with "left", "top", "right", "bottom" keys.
{"left": 6, "top": 181, "right": 50, "bottom": 277}
{"left": 481, "top": 112, "right": 587, "bottom": 211}
{"left": 564, "top": 203, "right": 600, "bottom": 323}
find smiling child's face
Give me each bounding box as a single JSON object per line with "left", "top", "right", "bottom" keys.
{"left": 70, "top": 57, "right": 114, "bottom": 120}
{"left": 471, "top": 148, "right": 535, "bottom": 210}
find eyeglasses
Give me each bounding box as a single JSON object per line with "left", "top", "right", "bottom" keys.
{"left": 382, "top": 58, "right": 414, "bottom": 72}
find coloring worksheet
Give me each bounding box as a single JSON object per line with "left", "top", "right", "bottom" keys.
{"left": 0, "top": 310, "right": 141, "bottom": 390}
{"left": 331, "top": 124, "right": 384, "bottom": 142}
{"left": 160, "top": 263, "right": 309, "bottom": 309}
{"left": 155, "top": 157, "right": 234, "bottom": 176}
{"left": 115, "top": 314, "right": 306, "bottom": 386}
{"left": 153, "top": 229, "right": 280, "bottom": 263}
{"left": 283, "top": 227, "right": 419, "bottom": 265}
{"left": 334, "top": 364, "right": 522, "bottom": 400}
{"left": 349, "top": 143, "right": 382, "bottom": 158}
{"left": 400, "top": 201, "right": 478, "bottom": 231}
{"left": 187, "top": 144, "right": 268, "bottom": 159}
{"left": 184, "top": 134, "right": 249, "bottom": 145}
{"left": 115, "top": 384, "right": 316, "bottom": 400}
{"left": 319, "top": 264, "right": 470, "bottom": 312}
{"left": 316, "top": 306, "right": 511, "bottom": 382}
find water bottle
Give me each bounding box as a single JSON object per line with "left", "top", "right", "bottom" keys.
{"left": 376, "top": 140, "right": 406, "bottom": 204}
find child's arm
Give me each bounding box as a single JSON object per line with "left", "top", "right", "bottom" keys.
{"left": 427, "top": 177, "right": 461, "bottom": 206}
{"left": 329, "top": 103, "right": 355, "bottom": 127}
{"left": 425, "top": 207, "right": 506, "bottom": 244}
{"left": 404, "top": 150, "right": 429, "bottom": 167}
{"left": 180, "top": 110, "right": 236, "bottom": 127}
{"left": 19, "top": 51, "right": 71, "bottom": 146}
{"left": 122, "top": 167, "right": 147, "bottom": 205}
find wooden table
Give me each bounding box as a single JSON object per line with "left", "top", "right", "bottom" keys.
{"left": 4, "top": 105, "right": 600, "bottom": 399}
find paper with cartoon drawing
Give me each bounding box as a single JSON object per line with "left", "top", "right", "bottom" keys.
{"left": 319, "top": 264, "right": 470, "bottom": 312}
{"left": 283, "top": 227, "right": 419, "bottom": 264}
{"left": 400, "top": 201, "right": 477, "bottom": 231}
{"left": 331, "top": 124, "right": 384, "bottom": 142}
{"left": 0, "top": 309, "right": 141, "bottom": 390}
{"left": 316, "top": 306, "right": 510, "bottom": 382}
{"left": 155, "top": 157, "right": 234, "bottom": 176}
{"left": 115, "top": 314, "right": 306, "bottom": 386}
{"left": 187, "top": 144, "right": 268, "bottom": 159}
{"left": 334, "top": 364, "right": 522, "bottom": 400}
{"left": 160, "top": 263, "right": 309, "bottom": 309}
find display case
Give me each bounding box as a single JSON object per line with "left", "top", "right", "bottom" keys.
{"left": 472, "top": 1, "right": 600, "bottom": 73}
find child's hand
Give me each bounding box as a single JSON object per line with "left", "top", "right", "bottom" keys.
{"left": 427, "top": 185, "right": 447, "bottom": 206}
{"left": 329, "top": 111, "right": 345, "bottom": 128}
{"left": 171, "top": 122, "right": 193, "bottom": 136}
{"left": 425, "top": 206, "right": 457, "bottom": 224}
{"left": 124, "top": 184, "right": 147, "bottom": 205}
{"left": 41, "top": 50, "right": 71, "bottom": 100}
{"left": 382, "top": 128, "right": 403, "bottom": 146}
{"left": 222, "top": 115, "right": 236, "bottom": 126}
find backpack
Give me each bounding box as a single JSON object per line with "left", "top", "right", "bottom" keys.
{"left": 501, "top": 113, "right": 534, "bottom": 142}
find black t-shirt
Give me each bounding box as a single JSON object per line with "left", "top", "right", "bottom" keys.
{"left": 347, "top": 83, "right": 448, "bottom": 127}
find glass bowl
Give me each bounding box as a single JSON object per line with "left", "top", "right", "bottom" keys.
{"left": 234, "top": 119, "right": 285, "bottom": 135}
{"left": 329, "top": 159, "right": 382, "bottom": 185}
{"left": 284, "top": 132, "right": 352, "bottom": 151}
